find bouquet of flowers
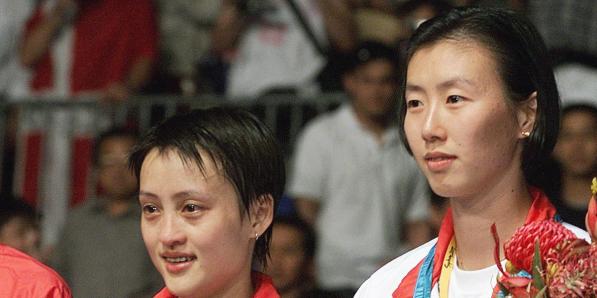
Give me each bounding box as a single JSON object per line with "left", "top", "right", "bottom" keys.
{"left": 492, "top": 178, "right": 597, "bottom": 298}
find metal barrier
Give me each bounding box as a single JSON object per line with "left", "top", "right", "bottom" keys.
{"left": 1, "top": 93, "right": 347, "bottom": 247}
{"left": 2, "top": 92, "right": 347, "bottom": 196}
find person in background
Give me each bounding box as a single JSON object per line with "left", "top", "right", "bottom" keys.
{"left": 288, "top": 41, "right": 429, "bottom": 297}
{"left": 14, "top": 0, "right": 158, "bottom": 252}
{"left": 0, "top": 195, "right": 70, "bottom": 297}
{"left": 355, "top": 7, "right": 589, "bottom": 297}
{"left": 50, "top": 128, "right": 162, "bottom": 297}
{"left": 129, "top": 107, "right": 285, "bottom": 298}
{"left": 0, "top": 197, "right": 41, "bottom": 260}
{"left": 153, "top": 0, "right": 222, "bottom": 95}
{"left": 20, "top": 0, "right": 157, "bottom": 101}
{"left": 0, "top": 0, "right": 33, "bottom": 98}
{"left": 211, "top": 0, "right": 356, "bottom": 98}
{"left": 266, "top": 216, "right": 319, "bottom": 298}
{"left": 550, "top": 103, "right": 597, "bottom": 228}
{"left": 396, "top": 0, "right": 452, "bottom": 37}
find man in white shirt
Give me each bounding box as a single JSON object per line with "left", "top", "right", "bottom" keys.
{"left": 212, "top": 0, "right": 356, "bottom": 98}
{"left": 288, "top": 41, "right": 430, "bottom": 297}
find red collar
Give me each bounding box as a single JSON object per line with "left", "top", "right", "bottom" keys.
{"left": 393, "top": 187, "right": 556, "bottom": 297}
{"left": 153, "top": 271, "right": 279, "bottom": 298}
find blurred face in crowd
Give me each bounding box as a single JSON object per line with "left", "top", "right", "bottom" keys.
{"left": 345, "top": 59, "right": 398, "bottom": 122}
{"left": 404, "top": 40, "right": 532, "bottom": 198}
{"left": 0, "top": 217, "right": 40, "bottom": 258}
{"left": 138, "top": 149, "right": 257, "bottom": 297}
{"left": 553, "top": 109, "right": 597, "bottom": 177}
{"left": 266, "top": 224, "right": 310, "bottom": 294}
{"left": 97, "top": 136, "right": 138, "bottom": 200}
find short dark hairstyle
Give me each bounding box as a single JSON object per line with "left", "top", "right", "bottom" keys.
{"left": 93, "top": 127, "right": 138, "bottom": 166}
{"left": 128, "top": 107, "right": 286, "bottom": 267}
{"left": 274, "top": 216, "right": 316, "bottom": 258}
{"left": 0, "top": 196, "right": 38, "bottom": 231}
{"left": 398, "top": 7, "right": 560, "bottom": 180}
{"left": 397, "top": 0, "right": 452, "bottom": 18}
{"left": 344, "top": 40, "right": 399, "bottom": 76}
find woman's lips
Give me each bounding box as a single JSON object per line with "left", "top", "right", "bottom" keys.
{"left": 162, "top": 254, "right": 197, "bottom": 274}
{"left": 424, "top": 152, "right": 456, "bottom": 172}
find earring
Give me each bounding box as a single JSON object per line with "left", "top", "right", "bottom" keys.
{"left": 521, "top": 131, "right": 530, "bottom": 137}
{"left": 255, "top": 233, "right": 259, "bottom": 241}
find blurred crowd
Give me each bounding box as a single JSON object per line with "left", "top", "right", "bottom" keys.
{"left": 0, "top": 0, "right": 596, "bottom": 297}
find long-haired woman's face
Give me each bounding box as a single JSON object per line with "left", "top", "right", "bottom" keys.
{"left": 404, "top": 40, "right": 528, "bottom": 198}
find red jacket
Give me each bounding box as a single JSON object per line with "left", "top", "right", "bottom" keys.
{"left": 0, "top": 245, "right": 72, "bottom": 297}
{"left": 154, "top": 271, "right": 279, "bottom": 298}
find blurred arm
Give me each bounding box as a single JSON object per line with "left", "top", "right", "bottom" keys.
{"left": 211, "top": 0, "right": 246, "bottom": 54}
{"left": 102, "top": 57, "right": 154, "bottom": 102}
{"left": 20, "top": 0, "right": 76, "bottom": 67}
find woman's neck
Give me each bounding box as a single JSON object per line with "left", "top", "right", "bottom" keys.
{"left": 450, "top": 179, "right": 531, "bottom": 270}
{"left": 194, "top": 266, "right": 254, "bottom": 298}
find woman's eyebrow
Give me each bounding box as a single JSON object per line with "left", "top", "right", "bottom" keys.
{"left": 138, "top": 191, "right": 158, "bottom": 199}
{"left": 436, "top": 77, "right": 477, "bottom": 91}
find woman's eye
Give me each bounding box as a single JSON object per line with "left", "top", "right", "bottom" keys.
{"left": 447, "top": 95, "right": 463, "bottom": 104}
{"left": 142, "top": 205, "right": 158, "bottom": 214}
{"left": 406, "top": 99, "right": 422, "bottom": 109}
{"left": 183, "top": 204, "right": 202, "bottom": 213}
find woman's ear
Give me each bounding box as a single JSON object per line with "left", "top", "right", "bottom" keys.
{"left": 517, "top": 91, "right": 537, "bottom": 138}
{"left": 249, "top": 194, "right": 274, "bottom": 238}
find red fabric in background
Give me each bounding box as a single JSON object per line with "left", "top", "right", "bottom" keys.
{"left": 22, "top": 132, "right": 43, "bottom": 207}
{"left": 70, "top": 136, "right": 92, "bottom": 206}
{"left": 25, "top": 0, "right": 157, "bottom": 94}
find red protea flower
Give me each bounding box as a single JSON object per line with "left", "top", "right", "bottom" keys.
{"left": 504, "top": 220, "right": 577, "bottom": 273}
{"left": 547, "top": 242, "right": 597, "bottom": 297}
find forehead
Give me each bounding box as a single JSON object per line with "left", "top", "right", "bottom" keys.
{"left": 139, "top": 148, "right": 242, "bottom": 204}
{"left": 141, "top": 148, "right": 219, "bottom": 177}
{"left": 563, "top": 109, "right": 597, "bottom": 123}
{"left": 407, "top": 40, "right": 501, "bottom": 89}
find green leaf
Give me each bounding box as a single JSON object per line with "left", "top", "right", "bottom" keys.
{"left": 497, "top": 280, "right": 510, "bottom": 296}
{"left": 534, "top": 286, "right": 547, "bottom": 298}
{"left": 532, "top": 239, "right": 545, "bottom": 290}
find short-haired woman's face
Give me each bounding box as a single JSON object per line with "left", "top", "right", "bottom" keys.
{"left": 138, "top": 149, "right": 255, "bottom": 297}
{"left": 404, "top": 40, "right": 529, "bottom": 198}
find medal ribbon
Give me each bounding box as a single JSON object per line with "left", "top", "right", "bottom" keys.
{"left": 393, "top": 187, "right": 557, "bottom": 298}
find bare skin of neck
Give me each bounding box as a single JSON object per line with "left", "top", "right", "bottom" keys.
{"left": 450, "top": 178, "right": 531, "bottom": 270}
{"left": 561, "top": 173, "right": 594, "bottom": 208}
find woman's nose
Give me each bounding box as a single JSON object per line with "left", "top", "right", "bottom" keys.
{"left": 158, "top": 214, "right": 186, "bottom": 248}
{"left": 421, "top": 103, "right": 447, "bottom": 143}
